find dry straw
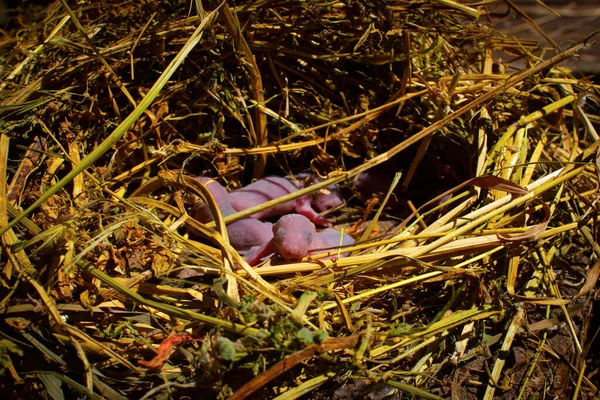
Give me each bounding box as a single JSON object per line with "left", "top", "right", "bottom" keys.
{"left": 0, "top": 0, "right": 599, "bottom": 399}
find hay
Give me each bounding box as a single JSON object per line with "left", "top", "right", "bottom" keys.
{"left": 1, "top": 0, "right": 599, "bottom": 398}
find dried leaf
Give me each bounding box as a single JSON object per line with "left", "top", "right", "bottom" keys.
{"left": 471, "top": 175, "right": 529, "bottom": 195}
{"left": 574, "top": 259, "right": 600, "bottom": 299}
{"left": 498, "top": 199, "right": 550, "bottom": 242}
{"left": 138, "top": 334, "right": 198, "bottom": 369}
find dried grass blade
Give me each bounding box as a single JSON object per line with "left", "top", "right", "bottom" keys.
{"left": 359, "top": 172, "right": 401, "bottom": 243}
{"left": 272, "top": 372, "right": 337, "bottom": 400}
{"left": 0, "top": 15, "right": 70, "bottom": 94}
{"left": 486, "top": 95, "right": 576, "bottom": 170}
{"left": 26, "top": 370, "right": 106, "bottom": 400}
{"left": 574, "top": 259, "right": 600, "bottom": 299}
{"left": 0, "top": 7, "right": 221, "bottom": 236}
{"left": 57, "top": 0, "right": 136, "bottom": 106}
{"left": 230, "top": 336, "right": 359, "bottom": 400}
{"left": 218, "top": 4, "right": 267, "bottom": 178}
{"left": 351, "top": 44, "right": 586, "bottom": 180}
{"left": 387, "top": 380, "right": 442, "bottom": 400}
{"left": 81, "top": 261, "right": 259, "bottom": 335}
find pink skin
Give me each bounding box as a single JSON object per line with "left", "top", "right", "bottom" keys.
{"left": 193, "top": 177, "right": 237, "bottom": 223}
{"left": 312, "top": 184, "right": 344, "bottom": 212}
{"left": 190, "top": 177, "right": 351, "bottom": 265}
{"left": 227, "top": 219, "right": 273, "bottom": 253}
{"left": 191, "top": 177, "right": 275, "bottom": 251}
{"left": 291, "top": 173, "right": 345, "bottom": 213}
{"left": 308, "top": 228, "right": 355, "bottom": 257}
{"left": 245, "top": 214, "right": 355, "bottom": 266}
{"left": 272, "top": 214, "right": 316, "bottom": 260}
{"left": 229, "top": 176, "right": 337, "bottom": 226}
{"left": 245, "top": 214, "right": 315, "bottom": 265}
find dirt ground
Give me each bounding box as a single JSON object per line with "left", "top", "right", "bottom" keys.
{"left": 492, "top": 0, "right": 600, "bottom": 74}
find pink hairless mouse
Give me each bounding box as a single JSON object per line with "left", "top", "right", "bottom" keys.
{"left": 190, "top": 177, "right": 352, "bottom": 265}
{"left": 245, "top": 214, "right": 355, "bottom": 266}
{"left": 228, "top": 176, "right": 343, "bottom": 227}
{"left": 291, "top": 173, "right": 345, "bottom": 214}
{"left": 192, "top": 177, "right": 237, "bottom": 223}
{"left": 226, "top": 218, "right": 273, "bottom": 254}
{"left": 191, "top": 177, "right": 275, "bottom": 251}
{"left": 307, "top": 227, "right": 356, "bottom": 254}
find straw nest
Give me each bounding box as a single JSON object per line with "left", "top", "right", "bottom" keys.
{"left": 1, "top": 0, "right": 599, "bottom": 399}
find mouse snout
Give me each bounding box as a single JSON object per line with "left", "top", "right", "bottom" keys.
{"left": 279, "top": 241, "right": 310, "bottom": 260}
{"left": 273, "top": 214, "right": 316, "bottom": 260}
{"left": 279, "top": 246, "right": 303, "bottom": 260}
{"left": 277, "top": 230, "right": 313, "bottom": 260}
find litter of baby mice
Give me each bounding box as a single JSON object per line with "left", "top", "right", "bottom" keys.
{"left": 190, "top": 175, "right": 354, "bottom": 266}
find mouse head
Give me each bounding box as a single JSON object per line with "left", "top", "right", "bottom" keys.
{"left": 313, "top": 185, "right": 344, "bottom": 212}
{"left": 272, "top": 214, "right": 316, "bottom": 260}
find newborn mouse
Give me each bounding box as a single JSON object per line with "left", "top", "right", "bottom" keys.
{"left": 245, "top": 214, "right": 355, "bottom": 266}
{"left": 229, "top": 176, "right": 335, "bottom": 226}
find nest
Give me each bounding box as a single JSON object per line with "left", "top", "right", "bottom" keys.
{"left": 1, "top": 0, "right": 599, "bottom": 399}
